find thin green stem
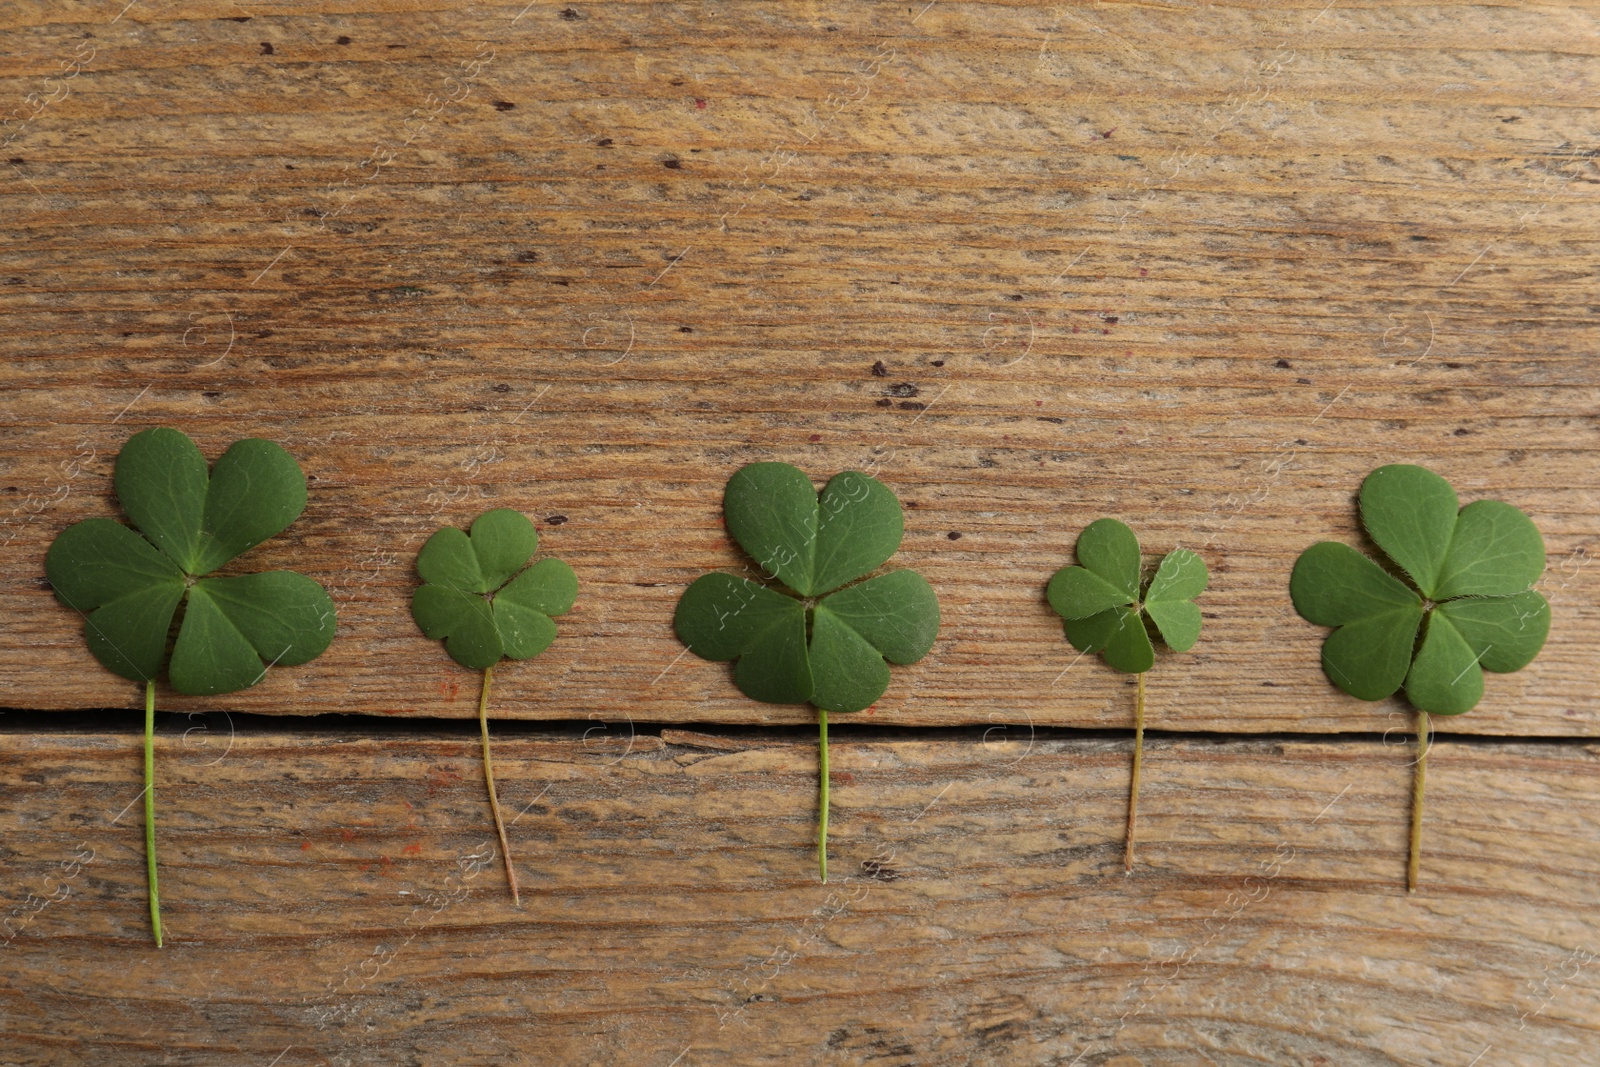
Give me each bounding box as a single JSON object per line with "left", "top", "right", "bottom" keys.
{"left": 144, "top": 679, "right": 163, "bottom": 948}
{"left": 818, "top": 708, "right": 830, "bottom": 884}
{"left": 1408, "top": 710, "right": 1429, "bottom": 893}
{"left": 1124, "top": 671, "right": 1146, "bottom": 872}
{"left": 479, "top": 667, "right": 520, "bottom": 906}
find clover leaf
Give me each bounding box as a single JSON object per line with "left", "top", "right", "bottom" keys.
{"left": 1047, "top": 518, "right": 1208, "bottom": 871}
{"left": 411, "top": 508, "right": 578, "bottom": 904}
{"left": 1290, "top": 463, "right": 1549, "bottom": 890}
{"left": 44, "top": 426, "right": 336, "bottom": 947}
{"left": 674, "top": 462, "right": 940, "bottom": 881}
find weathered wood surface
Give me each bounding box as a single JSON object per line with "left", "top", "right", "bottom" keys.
{"left": 2, "top": 722, "right": 1597, "bottom": 1065}
{"left": 1, "top": 2, "right": 1596, "bottom": 732}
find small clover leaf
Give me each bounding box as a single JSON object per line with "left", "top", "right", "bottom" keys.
{"left": 1289, "top": 463, "right": 1550, "bottom": 890}
{"left": 1047, "top": 518, "right": 1208, "bottom": 672}
{"left": 44, "top": 426, "right": 336, "bottom": 947}
{"left": 674, "top": 462, "right": 940, "bottom": 881}
{"left": 1047, "top": 518, "right": 1209, "bottom": 870}
{"left": 410, "top": 507, "right": 578, "bottom": 904}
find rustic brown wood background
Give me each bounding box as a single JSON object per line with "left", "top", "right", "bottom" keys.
{"left": 2, "top": 0, "right": 1597, "bottom": 1063}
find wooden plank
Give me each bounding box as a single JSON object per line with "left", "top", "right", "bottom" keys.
{"left": 2, "top": 722, "right": 1597, "bottom": 1065}
{"left": 1, "top": 1, "right": 1595, "bottom": 732}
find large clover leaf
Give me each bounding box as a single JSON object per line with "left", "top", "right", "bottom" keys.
{"left": 410, "top": 507, "right": 578, "bottom": 905}
{"left": 674, "top": 462, "right": 940, "bottom": 881}
{"left": 1046, "top": 517, "right": 1208, "bottom": 872}
{"left": 45, "top": 427, "right": 336, "bottom": 695}
{"left": 1290, "top": 464, "right": 1549, "bottom": 716}
{"left": 675, "top": 463, "right": 939, "bottom": 714}
{"left": 1047, "top": 517, "right": 1208, "bottom": 673}
{"left": 44, "top": 426, "right": 335, "bottom": 947}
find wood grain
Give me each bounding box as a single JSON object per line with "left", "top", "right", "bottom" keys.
{"left": 2, "top": 722, "right": 1598, "bottom": 1065}
{"left": 1, "top": 2, "right": 1596, "bottom": 732}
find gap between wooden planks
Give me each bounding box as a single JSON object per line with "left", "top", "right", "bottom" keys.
{"left": 2, "top": 718, "right": 1597, "bottom": 1065}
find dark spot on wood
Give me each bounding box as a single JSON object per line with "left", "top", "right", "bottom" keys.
{"left": 1453, "top": 427, "right": 1472, "bottom": 435}
{"left": 1037, "top": 416, "right": 1064, "bottom": 424}
{"left": 662, "top": 158, "right": 682, "bottom": 169}
{"left": 493, "top": 100, "right": 516, "bottom": 111}
{"left": 560, "top": 7, "right": 583, "bottom": 19}
{"left": 1444, "top": 361, "right": 1464, "bottom": 369}
{"left": 826, "top": 25, "right": 839, "bottom": 31}
{"left": 887, "top": 382, "right": 919, "bottom": 398}
{"left": 202, "top": 390, "right": 222, "bottom": 399}
{"left": 875, "top": 398, "right": 893, "bottom": 407}
{"left": 1275, "top": 359, "right": 1292, "bottom": 369}
{"left": 596, "top": 137, "right": 613, "bottom": 146}
{"left": 336, "top": 35, "right": 351, "bottom": 45}
{"left": 1295, "top": 438, "right": 1307, "bottom": 446}
{"left": 36, "top": 577, "right": 53, "bottom": 591}
{"left": 930, "top": 360, "right": 944, "bottom": 367}
{"left": 256, "top": 329, "right": 273, "bottom": 338}
{"left": 1410, "top": 234, "right": 1432, "bottom": 240}
{"left": 899, "top": 401, "right": 927, "bottom": 411}
{"left": 222, "top": 15, "right": 252, "bottom": 20}
{"left": 670, "top": 78, "right": 684, "bottom": 86}
{"left": 260, "top": 41, "right": 274, "bottom": 54}
{"left": 862, "top": 858, "right": 900, "bottom": 881}
{"left": 870, "top": 360, "right": 888, "bottom": 377}
{"left": 5, "top": 278, "right": 21, "bottom": 285}
{"left": 1295, "top": 377, "right": 1312, "bottom": 385}
{"left": 6, "top": 158, "right": 22, "bottom": 165}
{"left": 1102, "top": 315, "right": 1119, "bottom": 324}
{"left": 1501, "top": 115, "right": 1521, "bottom": 123}
{"left": 491, "top": 384, "right": 512, "bottom": 393}
{"left": 550, "top": 278, "right": 571, "bottom": 286}
{"left": 678, "top": 326, "right": 693, "bottom": 333}
{"left": 946, "top": 531, "right": 961, "bottom": 540}
{"left": 284, "top": 164, "right": 295, "bottom": 169}
{"left": 514, "top": 250, "right": 539, "bottom": 263}
{"left": 465, "top": 405, "right": 488, "bottom": 412}
{"left": 546, "top": 515, "right": 568, "bottom": 525}
{"left": 809, "top": 434, "right": 822, "bottom": 442}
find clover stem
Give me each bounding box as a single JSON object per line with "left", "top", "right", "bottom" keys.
{"left": 478, "top": 667, "right": 520, "bottom": 906}
{"left": 143, "top": 679, "right": 163, "bottom": 948}
{"left": 818, "top": 707, "right": 830, "bottom": 884}
{"left": 1124, "top": 671, "right": 1146, "bottom": 873}
{"left": 1408, "top": 709, "right": 1429, "bottom": 893}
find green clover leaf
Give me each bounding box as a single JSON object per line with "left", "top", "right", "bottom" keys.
{"left": 411, "top": 508, "right": 578, "bottom": 671}
{"left": 675, "top": 463, "right": 939, "bottom": 714}
{"left": 1289, "top": 464, "right": 1549, "bottom": 716}
{"left": 43, "top": 426, "right": 336, "bottom": 947}
{"left": 1289, "top": 463, "right": 1550, "bottom": 890}
{"left": 674, "top": 462, "right": 941, "bottom": 881}
{"left": 1046, "top": 517, "right": 1208, "bottom": 871}
{"left": 1047, "top": 518, "right": 1208, "bottom": 672}
{"left": 45, "top": 427, "right": 336, "bottom": 695}
{"left": 410, "top": 507, "right": 578, "bottom": 904}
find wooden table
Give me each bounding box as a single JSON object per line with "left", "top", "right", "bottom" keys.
{"left": 2, "top": 2, "right": 1596, "bottom": 1063}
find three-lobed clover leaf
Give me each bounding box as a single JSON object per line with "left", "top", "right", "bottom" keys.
{"left": 1290, "top": 464, "right": 1549, "bottom": 715}
{"left": 674, "top": 462, "right": 940, "bottom": 713}
{"left": 411, "top": 508, "right": 578, "bottom": 670}
{"left": 1047, "top": 518, "right": 1208, "bottom": 672}
{"left": 45, "top": 426, "right": 336, "bottom": 695}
